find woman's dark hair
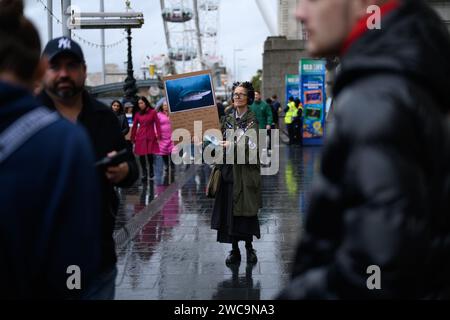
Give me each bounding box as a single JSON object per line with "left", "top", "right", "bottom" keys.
{"left": 0, "top": 0, "right": 41, "bottom": 82}
{"left": 110, "top": 100, "right": 124, "bottom": 114}
{"left": 231, "top": 81, "right": 255, "bottom": 105}
{"left": 137, "top": 96, "right": 154, "bottom": 114}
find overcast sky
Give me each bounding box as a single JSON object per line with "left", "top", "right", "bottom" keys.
{"left": 24, "top": 0, "right": 278, "bottom": 81}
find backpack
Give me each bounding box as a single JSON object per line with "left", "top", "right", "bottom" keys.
{"left": 0, "top": 107, "right": 59, "bottom": 164}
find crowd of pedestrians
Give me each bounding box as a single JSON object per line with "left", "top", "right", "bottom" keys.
{"left": 3, "top": 0, "right": 450, "bottom": 301}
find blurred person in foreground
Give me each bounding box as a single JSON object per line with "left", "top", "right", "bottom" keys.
{"left": 279, "top": 0, "right": 450, "bottom": 299}
{"left": 0, "top": 0, "right": 101, "bottom": 299}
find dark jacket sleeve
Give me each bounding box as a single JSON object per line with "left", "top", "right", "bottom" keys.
{"left": 264, "top": 102, "right": 273, "bottom": 126}
{"left": 121, "top": 114, "right": 130, "bottom": 136}
{"left": 106, "top": 112, "right": 138, "bottom": 188}
{"left": 279, "top": 83, "right": 431, "bottom": 299}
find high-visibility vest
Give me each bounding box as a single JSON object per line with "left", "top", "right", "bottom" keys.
{"left": 284, "top": 101, "right": 298, "bottom": 124}
{"left": 298, "top": 103, "right": 304, "bottom": 117}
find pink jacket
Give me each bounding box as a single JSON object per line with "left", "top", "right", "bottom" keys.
{"left": 131, "top": 108, "right": 161, "bottom": 156}
{"left": 156, "top": 112, "right": 175, "bottom": 155}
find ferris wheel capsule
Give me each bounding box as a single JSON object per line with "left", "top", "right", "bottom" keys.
{"left": 201, "top": 27, "right": 217, "bottom": 37}
{"left": 200, "top": 1, "right": 219, "bottom": 11}
{"left": 168, "top": 48, "right": 197, "bottom": 61}
{"left": 162, "top": 7, "right": 193, "bottom": 23}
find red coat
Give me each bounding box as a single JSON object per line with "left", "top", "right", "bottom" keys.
{"left": 130, "top": 108, "right": 161, "bottom": 156}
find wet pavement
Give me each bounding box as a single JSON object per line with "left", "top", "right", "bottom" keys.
{"left": 113, "top": 143, "right": 323, "bottom": 300}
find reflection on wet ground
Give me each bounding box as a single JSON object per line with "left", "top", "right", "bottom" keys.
{"left": 114, "top": 145, "right": 323, "bottom": 300}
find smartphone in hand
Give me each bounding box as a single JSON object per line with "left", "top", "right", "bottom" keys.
{"left": 95, "top": 149, "right": 129, "bottom": 169}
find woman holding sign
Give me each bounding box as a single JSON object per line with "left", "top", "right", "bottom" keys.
{"left": 131, "top": 96, "right": 161, "bottom": 183}
{"left": 211, "top": 81, "right": 262, "bottom": 266}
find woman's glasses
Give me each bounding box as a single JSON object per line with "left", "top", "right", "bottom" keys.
{"left": 233, "top": 93, "right": 248, "bottom": 99}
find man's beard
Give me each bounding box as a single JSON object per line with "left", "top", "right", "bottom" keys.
{"left": 48, "top": 79, "right": 84, "bottom": 100}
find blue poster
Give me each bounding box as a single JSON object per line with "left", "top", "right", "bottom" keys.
{"left": 299, "top": 59, "right": 326, "bottom": 146}
{"left": 285, "top": 74, "right": 300, "bottom": 102}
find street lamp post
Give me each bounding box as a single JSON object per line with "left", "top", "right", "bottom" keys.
{"left": 66, "top": 0, "right": 144, "bottom": 106}
{"left": 141, "top": 63, "right": 147, "bottom": 80}
{"left": 233, "top": 48, "right": 243, "bottom": 82}
{"left": 100, "top": 0, "right": 106, "bottom": 84}
{"left": 237, "top": 58, "right": 246, "bottom": 82}
{"left": 123, "top": 27, "right": 138, "bottom": 106}
{"left": 61, "top": 0, "right": 71, "bottom": 38}
{"left": 47, "top": 0, "right": 53, "bottom": 40}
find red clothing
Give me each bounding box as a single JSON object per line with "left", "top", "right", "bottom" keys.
{"left": 131, "top": 108, "right": 161, "bottom": 156}
{"left": 156, "top": 112, "right": 176, "bottom": 156}
{"left": 340, "top": 0, "right": 400, "bottom": 55}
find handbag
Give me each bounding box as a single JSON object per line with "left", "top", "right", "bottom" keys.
{"left": 206, "top": 165, "right": 222, "bottom": 198}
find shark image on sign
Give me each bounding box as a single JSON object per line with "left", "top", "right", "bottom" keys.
{"left": 176, "top": 89, "right": 212, "bottom": 107}
{"left": 165, "top": 73, "right": 215, "bottom": 113}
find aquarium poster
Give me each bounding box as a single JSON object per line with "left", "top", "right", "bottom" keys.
{"left": 285, "top": 74, "right": 300, "bottom": 102}
{"left": 299, "top": 59, "right": 326, "bottom": 146}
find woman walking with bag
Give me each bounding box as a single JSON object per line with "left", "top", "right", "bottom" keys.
{"left": 211, "top": 81, "right": 262, "bottom": 265}
{"left": 131, "top": 96, "right": 161, "bottom": 183}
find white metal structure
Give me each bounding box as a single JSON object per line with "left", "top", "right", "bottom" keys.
{"left": 160, "top": 0, "right": 220, "bottom": 74}
{"left": 197, "top": 0, "right": 221, "bottom": 68}
{"left": 277, "top": 0, "right": 307, "bottom": 40}
{"left": 160, "top": 0, "right": 200, "bottom": 73}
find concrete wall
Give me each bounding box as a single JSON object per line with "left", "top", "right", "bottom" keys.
{"left": 262, "top": 36, "right": 307, "bottom": 110}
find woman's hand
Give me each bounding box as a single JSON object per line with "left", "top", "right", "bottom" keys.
{"left": 219, "top": 141, "right": 231, "bottom": 148}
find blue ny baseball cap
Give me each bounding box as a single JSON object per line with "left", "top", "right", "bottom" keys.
{"left": 42, "top": 36, "right": 85, "bottom": 63}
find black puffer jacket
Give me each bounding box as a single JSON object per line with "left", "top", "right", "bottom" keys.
{"left": 280, "top": 0, "right": 450, "bottom": 299}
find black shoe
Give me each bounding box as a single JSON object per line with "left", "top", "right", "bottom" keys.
{"left": 225, "top": 250, "right": 241, "bottom": 265}
{"left": 225, "top": 262, "right": 240, "bottom": 275}
{"left": 246, "top": 248, "right": 257, "bottom": 264}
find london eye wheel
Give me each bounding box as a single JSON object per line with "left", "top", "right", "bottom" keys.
{"left": 160, "top": 0, "right": 220, "bottom": 74}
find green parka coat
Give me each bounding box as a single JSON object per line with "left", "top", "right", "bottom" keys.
{"left": 220, "top": 109, "right": 262, "bottom": 217}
